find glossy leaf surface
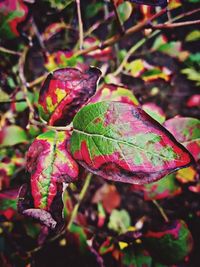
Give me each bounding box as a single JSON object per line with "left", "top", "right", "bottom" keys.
{"left": 26, "top": 130, "right": 79, "bottom": 210}
{"left": 38, "top": 67, "right": 101, "bottom": 126}
{"left": 70, "top": 101, "right": 194, "bottom": 185}
{"left": 164, "top": 117, "right": 200, "bottom": 161}
{"left": 144, "top": 220, "right": 193, "bottom": 264}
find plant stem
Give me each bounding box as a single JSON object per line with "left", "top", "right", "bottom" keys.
{"left": 67, "top": 173, "right": 92, "bottom": 231}
{"left": 76, "top": 0, "right": 84, "bottom": 49}
{"left": 152, "top": 200, "right": 169, "bottom": 223}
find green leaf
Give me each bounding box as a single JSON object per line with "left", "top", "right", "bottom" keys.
{"left": 44, "top": 0, "right": 73, "bottom": 10}
{"left": 117, "top": 1, "right": 133, "bottom": 24}
{"left": 108, "top": 209, "right": 131, "bottom": 234}
{"left": 185, "top": 30, "right": 200, "bottom": 42}
{"left": 0, "top": 125, "right": 28, "bottom": 147}
{"left": 70, "top": 101, "right": 194, "bottom": 185}
{"left": 181, "top": 68, "right": 200, "bottom": 85}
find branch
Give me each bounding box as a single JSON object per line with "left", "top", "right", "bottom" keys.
{"left": 152, "top": 19, "right": 200, "bottom": 29}
{"left": 74, "top": 7, "right": 167, "bottom": 57}
{"left": 0, "top": 46, "right": 22, "bottom": 56}
{"left": 76, "top": 0, "right": 84, "bottom": 49}
{"left": 18, "top": 47, "right": 35, "bottom": 123}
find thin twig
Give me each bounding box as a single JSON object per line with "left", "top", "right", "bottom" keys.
{"left": 0, "top": 46, "right": 22, "bottom": 56}
{"left": 67, "top": 173, "right": 92, "bottom": 231}
{"left": 76, "top": 0, "right": 84, "bottom": 49}
{"left": 152, "top": 200, "right": 169, "bottom": 223}
{"left": 32, "top": 18, "right": 48, "bottom": 54}
{"left": 153, "top": 19, "right": 200, "bottom": 29}
{"left": 27, "top": 73, "right": 47, "bottom": 88}
{"left": 85, "top": 11, "right": 115, "bottom": 37}
{"left": 74, "top": 7, "right": 167, "bottom": 57}
{"left": 18, "top": 47, "right": 35, "bottom": 123}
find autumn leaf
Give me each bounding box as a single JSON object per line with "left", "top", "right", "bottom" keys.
{"left": 89, "top": 84, "right": 139, "bottom": 106}
{"left": 144, "top": 220, "right": 193, "bottom": 264}
{"left": 38, "top": 67, "right": 101, "bottom": 126}
{"left": 0, "top": 0, "right": 28, "bottom": 39}
{"left": 70, "top": 101, "right": 194, "bottom": 185}
{"left": 19, "top": 130, "right": 79, "bottom": 229}
{"left": 164, "top": 117, "right": 200, "bottom": 161}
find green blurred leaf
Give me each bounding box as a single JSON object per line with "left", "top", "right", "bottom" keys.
{"left": 0, "top": 125, "right": 28, "bottom": 147}
{"left": 108, "top": 209, "right": 131, "bottom": 234}
{"left": 186, "top": 30, "right": 200, "bottom": 42}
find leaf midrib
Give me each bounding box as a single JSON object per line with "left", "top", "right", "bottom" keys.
{"left": 73, "top": 128, "right": 183, "bottom": 163}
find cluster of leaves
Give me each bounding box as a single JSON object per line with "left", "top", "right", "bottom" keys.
{"left": 0, "top": 0, "right": 200, "bottom": 266}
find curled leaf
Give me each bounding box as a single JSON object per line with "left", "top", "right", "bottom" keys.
{"left": 38, "top": 67, "right": 101, "bottom": 126}
{"left": 70, "top": 101, "right": 194, "bottom": 185}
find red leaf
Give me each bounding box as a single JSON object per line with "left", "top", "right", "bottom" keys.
{"left": 92, "top": 184, "right": 121, "bottom": 213}
{"left": 38, "top": 67, "right": 101, "bottom": 126}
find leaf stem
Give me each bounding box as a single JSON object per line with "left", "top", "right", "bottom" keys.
{"left": 67, "top": 172, "right": 92, "bottom": 231}
{"left": 152, "top": 200, "right": 169, "bottom": 223}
